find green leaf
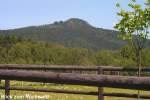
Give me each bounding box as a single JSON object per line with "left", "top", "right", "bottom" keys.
{"left": 116, "top": 3, "right": 120, "bottom": 8}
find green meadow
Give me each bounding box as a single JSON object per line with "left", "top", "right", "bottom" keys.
{"left": 0, "top": 81, "right": 149, "bottom": 100}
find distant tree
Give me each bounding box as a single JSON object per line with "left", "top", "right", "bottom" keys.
{"left": 95, "top": 50, "right": 115, "bottom": 66}
{"left": 120, "top": 45, "right": 135, "bottom": 60}
{"left": 59, "top": 21, "right": 63, "bottom": 23}
{"left": 142, "top": 49, "right": 150, "bottom": 67}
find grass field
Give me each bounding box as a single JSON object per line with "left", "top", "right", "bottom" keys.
{"left": 0, "top": 80, "right": 149, "bottom": 100}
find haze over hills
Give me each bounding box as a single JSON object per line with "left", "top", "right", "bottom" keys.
{"left": 0, "top": 18, "right": 149, "bottom": 51}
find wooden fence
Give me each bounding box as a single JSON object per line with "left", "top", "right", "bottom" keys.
{"left": 0, "top": 69, "right": 150, "bottom": 100}
{"left": 0, "top": 64, "right": 150, "bottom": 100}
{"left": 0, "top": 64, "right": 150, "bottom": 75}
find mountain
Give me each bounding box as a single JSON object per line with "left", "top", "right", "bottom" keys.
{"left": 0, "top": 18, "right": 149, "bottom": 51}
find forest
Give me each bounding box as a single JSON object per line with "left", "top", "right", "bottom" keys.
{"left": 0, "top": 35, "right": 149, "bottom": 67}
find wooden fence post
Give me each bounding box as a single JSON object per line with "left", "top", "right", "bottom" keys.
{"left": 98, "top": 67, "right": 104, "bottom": 100}
{"left": 5, "top": 80, "right": 10, "bottom": 100}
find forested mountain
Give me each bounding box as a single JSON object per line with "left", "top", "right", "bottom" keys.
{"left": 0, "top": 18, "right": 149, "bottom": 51}
{"left": 0, "top": 18, "right": 126, "bottom": 51}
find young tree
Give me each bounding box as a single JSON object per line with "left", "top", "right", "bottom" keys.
{"left": 115, "top": 0, "right": 150, "bottom": 75}
{"left": 115, "top": 0, "right": 150, "bottom": 99}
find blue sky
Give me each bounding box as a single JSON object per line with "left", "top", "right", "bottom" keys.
{"left": 0, "top": 0, "right": 145, "bottom": 30}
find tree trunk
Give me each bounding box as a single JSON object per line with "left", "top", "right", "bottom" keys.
{"left": 136, "top": 49, "right": 142, "bottom": 100}
{"left": 137, "top": 49, "right": 142, "bottom": 77}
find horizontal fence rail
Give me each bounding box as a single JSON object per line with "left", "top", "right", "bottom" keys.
{"left": 0, "top": 86, "right": 150, "bottom": 99}
{"left": 0, "top": 64, "right": 150, "bottom": 72}
{"left": 0, "top": 70, "right": 150, "bottom": 91}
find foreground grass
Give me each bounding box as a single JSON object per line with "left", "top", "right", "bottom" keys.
{"left": 0, "top": 81, "right": 149, "bottom": 100}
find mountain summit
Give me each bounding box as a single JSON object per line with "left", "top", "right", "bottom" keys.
{"left": 42, "top": 18, "right": 92, "bottom": 30}
{"left": 1, "top": 18, "right": 147, "bottom": 51}
{"left": 64, "top": 18, "right": 91, "bottom": 28}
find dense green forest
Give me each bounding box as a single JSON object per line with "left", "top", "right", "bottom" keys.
{"left": 0, "top": 35, "right": 150, "bottom": 67}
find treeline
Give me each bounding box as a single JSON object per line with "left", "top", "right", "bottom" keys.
{"left": 0, "top": 35, "right": 150, "bottom": 67}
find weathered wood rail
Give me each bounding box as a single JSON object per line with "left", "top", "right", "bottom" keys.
{"left": 0, "top": 70, "right": 150, "bottom": 100}
{"left": 0, "top": 70, "right": 150, "bottom": 90}
{"left": 0, "top": 64, "right": 150, "bottom": 72}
